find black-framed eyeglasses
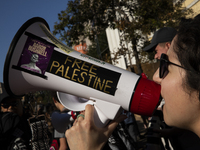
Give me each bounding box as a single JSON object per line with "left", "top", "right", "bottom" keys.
{"left": 159, "top": 53, "right": 199, "bottom": 78}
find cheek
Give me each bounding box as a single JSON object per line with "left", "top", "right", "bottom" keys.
{"left": 161, "top": 73, "right": 181, "bottom": 100}
{"left": 161, "top": 76, "right": 185, "bottom": 125}
{"left": 157, "top": 51, "right": 162, "bottom": 57}
{"left": 162, "top": 79, "right": 180, "bottom": 108}
{"left": 157, "top": 48, "right": 167, "bottom": 56}
{"left": 161, "top": 76, "right": 199, "bottom": 128}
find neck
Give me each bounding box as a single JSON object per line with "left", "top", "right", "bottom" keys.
{"left": 59, "top": 105, "right": 65, "bottom": 112}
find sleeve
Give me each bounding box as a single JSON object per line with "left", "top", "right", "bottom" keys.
{"left": 1, "top": 112, "right": 20, "bottom": 135}
{"left": 54, "top": 129, "right": 65, "bottom": 138}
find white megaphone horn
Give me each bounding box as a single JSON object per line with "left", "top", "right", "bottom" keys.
{"left": 3, "top": 17, "right": 161, "bottom": 128}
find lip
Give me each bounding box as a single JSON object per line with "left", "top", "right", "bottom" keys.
{"left": 155, "top": 96, "right": 163, "bottom": 109}
{"left": 162, "top": 104, "right": 165, "bottom": 112}
{"left": 158, "top": 96, "right": 162, "bottom": 106}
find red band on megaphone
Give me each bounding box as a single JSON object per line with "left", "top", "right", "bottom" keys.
{"left": 129, "top": 77, "right": 161, "bottom": 116}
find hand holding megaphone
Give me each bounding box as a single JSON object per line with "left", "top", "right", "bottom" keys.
{"left": 56, "top": 92, "right": 124, "bottom": 128}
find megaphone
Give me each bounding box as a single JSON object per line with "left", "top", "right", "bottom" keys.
{"left": 3, "top": 17, "right": 161, "bottom": 128}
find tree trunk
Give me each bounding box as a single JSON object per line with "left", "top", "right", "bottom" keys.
{"left": 133, "top": 44, "right": 143, "bottom": 75}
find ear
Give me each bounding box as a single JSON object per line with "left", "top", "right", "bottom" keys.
{"left": 52, "top": 98, "right": 57, "bottom": 103}
{"left": 165, "top": 42, "right": 171, "bottom": 49}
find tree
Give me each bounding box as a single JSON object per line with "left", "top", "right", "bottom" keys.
{"left": 87, "top": 31, "right": 111, "bottom": 63}
{"left": 53, "top": 0, "right": 193, "bottom": 74}
{"left": 24, "top": 90, "right": 53, "bottom": 114}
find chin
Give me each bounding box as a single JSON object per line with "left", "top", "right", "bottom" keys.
{"left": 162, "top": 107, "right": 172, "bottom": 126}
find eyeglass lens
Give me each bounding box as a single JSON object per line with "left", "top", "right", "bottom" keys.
{"left": 159, "top": 54, "right": 169, "bottom": 78}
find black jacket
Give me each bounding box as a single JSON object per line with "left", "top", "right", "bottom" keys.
{"left": 0, "top": 112, "right": 32, "bottom": 149}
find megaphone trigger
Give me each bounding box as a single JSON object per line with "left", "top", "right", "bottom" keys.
{"left": 91, "top": 97, "right": 123, "bottom": 128}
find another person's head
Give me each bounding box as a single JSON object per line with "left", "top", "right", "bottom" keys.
{"left": 154, "top": 14, "right": 200, "bottom": 136}
{"left": 51, "top": 91, "right": 65, "bottom": 111}
{"left": 46, "top": 103, "right": 55, "bottom": 115}
{"left": 144, "top": 27, "right": 177, "bottom": 84}
{"left": 37, "top": 104, "right": 45, "bottom": 115}
{"left": 0, "top": 83, "right": 23, "bottom": 116}
{"left": 143, "top": 27, "right": 177, "bottom": 59}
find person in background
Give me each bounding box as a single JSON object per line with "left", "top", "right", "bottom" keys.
{"left": 123, "top": 111, "right": 140, "bottom": 145}
{"left": 45, "top": 102, "right": 55, "bottom": 145}
{"left": 143, "top": 27, "right": 176, "bottom": 58}
{"left": 51, "top": 91, "right": 69, "bottom": 150}
{"left": 37, "top": 104, "right": 45, "bottom": 115}
{"left": 143, "top": 27, "right": 177, "bottom": 85}
{"left": 0, "top": 82, "right": 32, "bottom": 149}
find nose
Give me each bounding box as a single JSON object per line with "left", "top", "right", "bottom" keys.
{"left": 154, "top": 53, "right": 159, "bottom": 59}
{"left": 153, "top": 68, "right": 162, "bottom": 84}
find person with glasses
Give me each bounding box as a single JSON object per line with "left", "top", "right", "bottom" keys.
{"left": 153, "top": 14, "right": 200, "bottom": 141}
{"left": 144, "top": 26, "right": 200, "bottom": 149}
{"left": 0, "top": 82, "right": 32, "bottom": 149}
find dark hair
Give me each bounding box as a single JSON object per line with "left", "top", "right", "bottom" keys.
{"left": 174, "top": 14, "right": 200, "bottom": 100}
{"left": 51, "top": 91, "right": 60, "bottom": 103}
{"left": 38, "top": 104, "right": 44, "bottom": 115}
{"left": 1, "top": 97, "right": 20, "bottom": 108}
{"left": 46, "top": 103, "right": 55, "bottom": 114}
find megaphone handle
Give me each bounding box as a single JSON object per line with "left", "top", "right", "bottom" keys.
{"left": 93, "top": 105, "right": 110, "bottom": 128}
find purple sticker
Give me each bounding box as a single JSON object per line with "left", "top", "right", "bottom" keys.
{"left": 17, "top": 37, "right": 54, "bottom": 75}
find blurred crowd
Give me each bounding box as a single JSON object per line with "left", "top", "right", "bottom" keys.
{"left": 0, "top": 85, "right": 150, "bottom": 150}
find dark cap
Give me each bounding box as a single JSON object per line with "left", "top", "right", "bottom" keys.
{"left": 0, "top": 82, "right": 9, "bottom": 103}
{"left": 143, "top": 27, "right": 177, "bottom": 52}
